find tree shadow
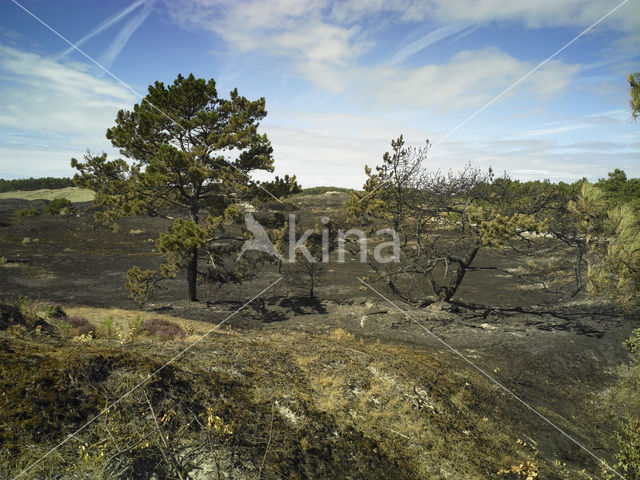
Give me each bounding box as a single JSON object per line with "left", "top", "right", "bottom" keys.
{"left": 271, "top": 296, "right": 327, "bottom": 315}
{"left": 262, "top": 310, "right": 288, "bottom": 323}
{"left": 450, "top": 299, "right": 626, "bottom": 338}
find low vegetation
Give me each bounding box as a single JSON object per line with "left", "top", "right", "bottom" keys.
{"left": 138, "top": 317, "right": 186, "bottom": 340}
{"left": 63, "top": 316, "right": 97, "bottom": 336}
{"left": 1, "top": 299, "right": 569, "bottom": 479}
{"left": 44, "top": 197, "right": 73, "bottom": 216}
{"left": 15, "top": 206, "right": 39, "bottom": 217}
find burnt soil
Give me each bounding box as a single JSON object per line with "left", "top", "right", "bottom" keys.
{"left": 0, "top": 194, "right": 637, "bottom": 477}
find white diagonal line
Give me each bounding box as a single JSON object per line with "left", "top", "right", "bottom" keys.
{"left": 357, "top": 0, "right": 632, "bottom": 204}
{"left": 356, "top": 277, "right": 626, "bottom": 480}
{"left": 10, "top": 0, "right": 282, "bottom": 204}
{"left": 12, "top": 276, "right": 283, "bottom": 480}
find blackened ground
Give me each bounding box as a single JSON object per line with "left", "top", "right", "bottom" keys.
{"left": 0, "top": 195, "right": 637, "bottom": 476}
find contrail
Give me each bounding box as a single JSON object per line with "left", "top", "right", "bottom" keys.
{"left": 389, "top": 23, "right": 471, "bottom": 65}
{"left": 55, "top": 0, "right": 146, "bottom": 59}
{"left": 98, "top": 0, "right": 155, "bottom": 69}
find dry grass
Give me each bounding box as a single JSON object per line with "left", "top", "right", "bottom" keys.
{"left": 0, "top": 304, "right": 567, "bottom": 479}
{"left": 0, "top": 187, "right": 94, "bottom": 202}
{"left": 63, "top": 305, "right": 216, "bottom": 342}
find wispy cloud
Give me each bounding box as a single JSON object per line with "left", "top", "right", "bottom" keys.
{"left": 0, "top": 44, "right": 134, "bottom": 177}
{"left": 520, "top": 124, "right": 588, "bottom": 137}
{"left": 165, "top": 0, "right": 592, "bottom": 111}
{"left": 0, "top": 26, "right": 24, "bottom": 42}
{"left": 518, "top": 110, "right": 628, "bottom": 137}
{"left": 389, "top": 23, "right": 472, "bottom": 65}
{"left": 56, "top": 0, "right": 147, "bottom": 59}
{"left": 165, "top": 0, "right": 370, "bottom": 77}
{"left": 368, "top": 48, "right": 580, "bottom": 112}
{"left": 98, "top": 0, "right": 155, "bottom": 69}
{"left": 436, "top": 136, "right": 640, "bottom": 183}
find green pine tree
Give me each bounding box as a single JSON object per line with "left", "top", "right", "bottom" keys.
{"left": 73, "top": 74, "right": 275, "bottom": 302}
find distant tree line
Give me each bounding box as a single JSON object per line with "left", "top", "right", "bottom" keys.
{"left": 486, "top": 169, "right": 640, "bottom": 210}
{"left": 0, "top": 177, "right": 75, "bottom": 193}
{"left": 253, "top": 174, "right": 302, "bottom": 200}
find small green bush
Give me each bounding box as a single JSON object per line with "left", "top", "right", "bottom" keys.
{"left": 623, "top": 329, "right": 640, "bottom": 357}
{"left": 100, "top": 314, "right": 116, "bottom": 338}
{"left": 15, "top": 207, "right": 39, "bottom": 217}
{"left": 126, "top": 266, "right": 160, "bottom": 307}
{"left": 257, "top": 174, "right": 302, "bottom": 199}
{"left": 129, "top": 314, "right": 143, "bottom": 337}
{"left": 44, "top": 197, "right": 72, "bottom": 215}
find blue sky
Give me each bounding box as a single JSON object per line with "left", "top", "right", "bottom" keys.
{"left": 0, "top": 0, "right": 638, "bottom": 188}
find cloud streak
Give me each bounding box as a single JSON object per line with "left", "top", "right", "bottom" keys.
{"left": 0, "top": 44, "right": 134, "bottom": 177}
{"left": 98, "top": 0, "right": 155, "bottom": 69}
{"left": 56, "top": 0, "right": 147, "bottom": 59}
{"left": 389, "top": 23, "right": 472, "bottom": 65}
{"left": 363, "top": 48, "right": 581, "bottom": 112}
{"left": 164, "top": 0, "right": 598, "bottom": 112}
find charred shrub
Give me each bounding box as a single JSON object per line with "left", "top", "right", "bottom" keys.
{"left": 139, "top": 318, "right": 185, "bottom": 340}
{"left": 0, "top": 303, "right": 52, "bottom": 334}
{"left": 42, "top": 302, "right": 67, "bottom": 319}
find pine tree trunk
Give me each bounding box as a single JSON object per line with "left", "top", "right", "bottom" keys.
{"left": 187, "top": 245, "right": 198, "bottom": 302}
{"left": 309, "top": 265, "right": 315, "bottom": 298}
{"left": 431, "top": 246, "right": 479, "bottom": 302}
{"left": 188, "top": 207, "right": 199, "bottom": 302}
{"left": 571, "top": 245, "right": 584, "bottom": 297}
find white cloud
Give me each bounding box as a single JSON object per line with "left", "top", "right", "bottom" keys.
{"left": 167, "top": 0, "right": 368, "bottom": 65}
{"left": 0, "top": 143, "right": 87, "bottom": 178}
{"left": 0, "top": 44, "right": 135, "bottom": 177}
{"left": 165, "top": 0, "right": 375, "bottom": 95}
{"left": 516, "top": 110, "right": 630, "bottom": 137}
{"left": 257, "top": 112, "right": 433, "bottom": 188}
{"left": 259, "top": 122, "right": 640, "bottom": 188}
{"left": 364, "top": 48, "right": 580, "bottom": 111}
{"left": 167, "top": 0, "right": 637, "bottom": 63}
{"left": 333, "top": 0, "right": 637, "bottom": 32}
{"left": 165, "top": 1, "right": 586, "bottom": 112}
